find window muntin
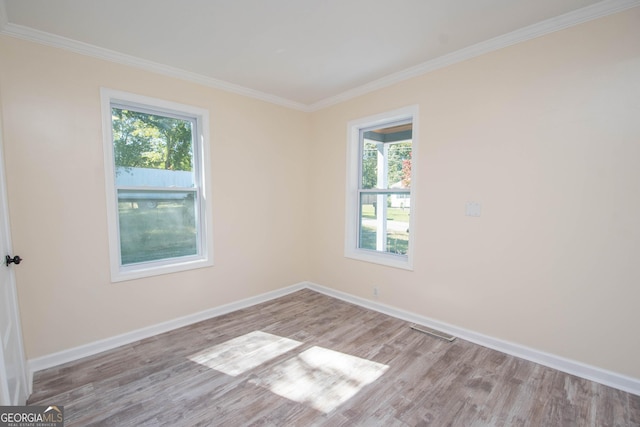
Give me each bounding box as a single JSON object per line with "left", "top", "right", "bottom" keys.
{"left": 102, "top": 89, "right": 212, "bottom": 281}
{"left": 345, "top": 106, "right": 417, "bottom": 269}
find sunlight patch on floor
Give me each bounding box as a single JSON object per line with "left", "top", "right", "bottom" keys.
{"left": 188, "top": 331, "right": 302, "bottom": 376}
{"left": 251, "top": 346, "right": 389, "bottom": 413}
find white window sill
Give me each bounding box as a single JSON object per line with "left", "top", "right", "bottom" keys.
{"left": 344, "top": 248, "right": 413, "bottom": 271}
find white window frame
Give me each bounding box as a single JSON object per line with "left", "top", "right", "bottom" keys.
{"left": 345, "top": 105, "right": 418, "bottom": 270}
{"left": 101, "top": 88, "right": 214, "bottom": 282}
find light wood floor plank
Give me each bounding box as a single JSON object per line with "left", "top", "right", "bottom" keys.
{"left": 29, "top": 289, "right": 639, "bottom": 426}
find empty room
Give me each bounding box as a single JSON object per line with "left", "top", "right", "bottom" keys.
{"left": 1, "top": 0, "right": 639, "bottom": 425}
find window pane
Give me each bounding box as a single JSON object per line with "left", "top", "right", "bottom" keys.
{"left": 387, "top": 142, "right": 412, "bottom": 189}
{"left": 118, "top": 190, "right": 197, "bottom": 265}
{"left": 361, "top": 123, "right": 412, "bottom": 190}
{"left": 361, "top": 140, "right": 378, "bottom": 189}
{"left": 111, "top": 107, "right": 195, "bottom": 185}
{"left": 359, "top": 193, "right": 410, "bottom": 255}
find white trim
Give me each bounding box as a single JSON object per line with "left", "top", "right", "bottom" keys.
{"left": 26, "top": 281, "right": 640, "bottom": 397}
{"left": 27, "top": 282, "right": 307, "bottom": 379}
{"left": 305, "top": 282, "right": 640, "bottom": 397}
{"left": 1, "top": 1, "right": 638, "bottom": 112}
{"left": 307, "top": 0, "right": 640, "bottom": 111}
{"left": 0, "top": 90, "right": 29, "bottom": 403}
{"left": 0, "top": 22, "right": 308, "bottom": 112}
{"left": 100, "top": 88, "right": 214, "bottom": 282}
{"left": 345, "top": 106, "right": 418, "bottom": 270}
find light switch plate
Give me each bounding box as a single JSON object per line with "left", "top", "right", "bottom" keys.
{"left": 465, "top": 201, "right": 482, "bottom": 217}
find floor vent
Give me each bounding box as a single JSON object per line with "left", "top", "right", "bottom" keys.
{"left": 410, "top": 324, "right": 456, "bottom": 342}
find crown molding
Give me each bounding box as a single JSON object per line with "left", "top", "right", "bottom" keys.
{"left": 1, "top": 0, "right": 638, "bottom": 112}
{"left": 307, "top": 0, "right": 640, "bottom": 111}
{"left": 0, "top": 21, "right": 309, "bottom": 112}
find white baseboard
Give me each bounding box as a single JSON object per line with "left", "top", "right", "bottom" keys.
{"left": 27, "top": 280, "right": 640, "bottom": 398}
{"left": 305, "top": 282, "right": 640, "bottom": 397}
{"left": 27, "top": 282, "right": 306, "bottom": 386}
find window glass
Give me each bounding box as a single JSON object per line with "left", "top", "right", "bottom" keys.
{"left": 345, "top": 106, "right": 417, "bottom": 269}
{"left": 358, "top": 122, "right": 412, "bottom": 256}
{"left": 102, "top": 89, "right": 212, "bottom": 281}
{"left": 111, "top": 107, "right": 198, "bottom": 266}
{"left": 117, "top": 190, "right": 197, "bottom": 264}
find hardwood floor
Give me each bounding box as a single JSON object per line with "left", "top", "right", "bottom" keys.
{"left": 29, "top": 289, "right": 640, "bottom": 426}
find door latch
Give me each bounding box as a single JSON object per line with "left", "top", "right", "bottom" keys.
{"left": 5, "top": 255, "right": 22, "bottom": 266}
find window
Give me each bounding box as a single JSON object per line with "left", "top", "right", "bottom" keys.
{"left": 345, "top": 106, "right": 418, "bottom": 269}
{"left": 101, "top": 89, "right": 213, "bottom": 281}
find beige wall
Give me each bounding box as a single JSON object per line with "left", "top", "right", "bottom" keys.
{"left": 309, "top": 8, "right": 640, "bottom": 379}
{"left": 1, "top": 8, "right": 639, "bottom": 381}
{"left": 0, "top": 36, "right": 310, "bottom": 359}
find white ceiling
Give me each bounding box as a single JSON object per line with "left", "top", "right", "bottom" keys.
{"left": 1, "top": 0, "right": 638, "bottom": 110}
